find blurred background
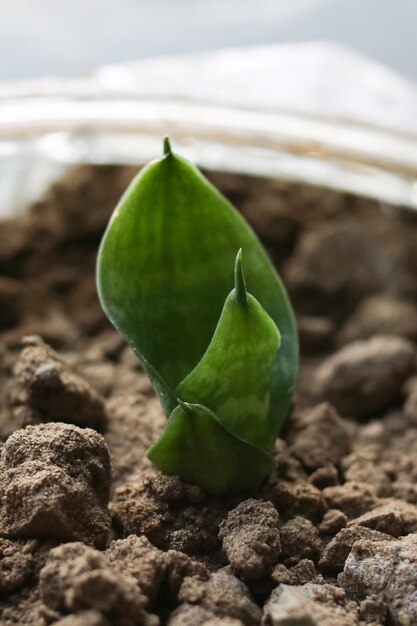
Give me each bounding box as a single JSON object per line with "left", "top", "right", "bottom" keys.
{"left": 0, "top": 0, "right": 417, "bottom": 82}
{"left": 1, "top": 0, "right": 417, "bottom": 217}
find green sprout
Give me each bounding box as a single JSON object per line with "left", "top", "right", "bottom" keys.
{"left": 97, "top": 138, "right": 298, "bottom": 496}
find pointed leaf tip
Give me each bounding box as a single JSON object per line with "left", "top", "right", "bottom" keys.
{"left": 234, "top": 248, "right": 247, "bottom": 306}
{"left": 177, "top": 397, "right": 193, "bottom": 416}
{"left": 163, "top": 136, "right": 172, "bottom": 157}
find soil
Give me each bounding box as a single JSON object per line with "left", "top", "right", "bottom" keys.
{"left": 0, "top": 165, "right": 417, "bottom": 625}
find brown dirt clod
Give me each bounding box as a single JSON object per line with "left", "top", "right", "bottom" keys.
{"left": 279, "top": 516, "right": 321, "bottom": 566}
{"left": 287, "top": 402, "right": 353, "bottom": 470}
{"left": 12, "top": 335, "right": 107, "bottom": 428}
{"left": 313, "top": 335, "right": 415, "bottom": 417}
{"left": 340, "top": 534, "right": 417, "bottom": 626}
{"left": 338, "top": 293, "right": 417, "bottom": 345}
{"left": 219, "top": 499, "right": 281, "bottom": 581}
{"left": 0, "top": 423, "right": 111, "bottom": 548}
{"left": 263, "top": 583, "right": 361, "bottom": 626}
{"left": 40, "top": 542, "right": 158, "bottom": 626}
{"left": 178, "top": 567, "right": 261, "bottom": 626}
{"left": 318, "top": 526, "right": 393, "bottom": 574}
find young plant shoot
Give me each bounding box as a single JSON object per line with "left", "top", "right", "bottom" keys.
{"left": 97, "top": 138, "right": 298, "bottom": 496}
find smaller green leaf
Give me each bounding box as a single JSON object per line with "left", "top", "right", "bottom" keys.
{"left": 147, "top": 401, "right": 275, "bottom": 496}
{"left": 176, "top": 251, "right": 281, "bottom": 451}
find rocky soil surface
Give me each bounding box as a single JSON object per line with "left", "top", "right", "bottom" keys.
{"left": 0, "top": 166, "right": 417, "bottom": 625}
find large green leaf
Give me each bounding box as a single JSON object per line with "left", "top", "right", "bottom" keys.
{"left": 97, "top": 140, "right": 298, "bottom": 453}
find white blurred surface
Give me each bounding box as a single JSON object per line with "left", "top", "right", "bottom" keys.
{"left": 0, "top": 0, "right": 417, "bottom": 81}
{"left": 1, "top": 42, "right": 417, "bottom": 218}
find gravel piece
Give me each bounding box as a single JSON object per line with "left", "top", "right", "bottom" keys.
{"left": 219, "top": 499, "right": 280, "bottom": 580}
{"left": 272, "top": 559, "right": 317, "bottom": 586}
{"left": 338, "top": 294, "right": 417, "bottom": 344}
{"left": 263, "top": 478, "right": 323, "bottom": 521}
{"left": 0, "top": 423, "right": 111, "bottom": 547}
{"left": 341, "top": 448, "right": 392, "bottom": 497}
{"left": 106, "top": 534, "right": 209, "bottom": 604}
{"left": 340, "top": 534, "right": 417, "bottom": 626}
{"left": 358, "top": 596, "right": 388, "bottom": 624}
{"left": 319, "top": 526, "right": 392, "bottom": 574}
{"left": 106, "top": 535, "right": 168, "bottom": 603}
{"left": 322, "top": 482, "right": 377, "bottom": 518}
{"left": 314, "top": 336, "right": 415, "bottom": 416}
{"left": 178, "top": 567, "right": 261, "bottom": 626}
{"left": 168, "top": 604, "right": 244, "bottom": 626}
{"left": 287, "top": 403, "right": 353, "bottom": 470}
{"left": 40, "top": 542, "right": 158, "bottom": 626}
{"left": 144, "top": 473, "right": 205, "bottom": 504}
{"left": 0, "top": 538, "right": 37, "bottom": 594}
{"left": 319, "top": 509, "right": 348, "bottom": 535}
{"left": 51, "top": 612, "right": 111, "bottom": 626}
{"left": 263, "top": 583, "right": 360, "bottom": 626}
{"left": 309, "top": 465, "right": 339, "bottom": 489}
{"left": 111, "top": 479, "right": 224, "bottom": 554}
{"left": 110, "top": 482, "right": 171, "bottom": 548}
{"left": 165, "top": 550, "right": 209, "bottom": 597}
{"left": 280, "top": 516, "right": 321, "bottom": 565}
{"left": 13, "top": 336, "right": 107, "bottom": 428}
{"left": 69, "top": 570, "right": 154, "bottom": 623}
{"left": 272, "top": 440, "right": 308, "bottom": 482}
{"left": 284, "top": 219, "right": 412, "bottom": 316}
{"left": 392, "top": 481, "right": 417, "bottom": 505}
{"left": 347, "top": 499, "right": 417, "bottom": 536}
{"left": 40, "top": 543, "right": 111, "bottom": 612}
